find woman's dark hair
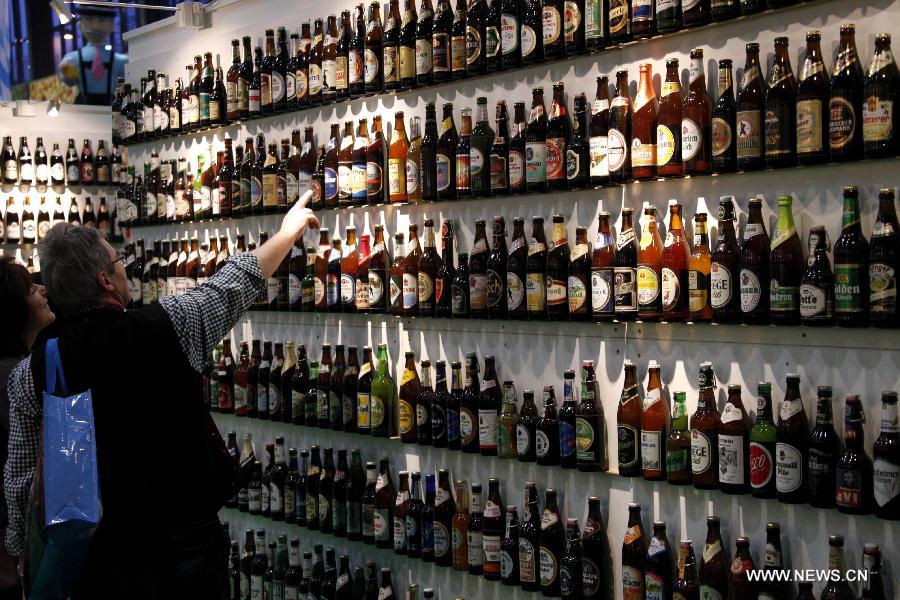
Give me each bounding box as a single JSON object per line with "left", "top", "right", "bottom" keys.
{"left": 0, "top": 256, "right": 32, "bottom": 357}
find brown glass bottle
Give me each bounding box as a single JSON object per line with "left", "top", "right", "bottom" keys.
{"left": 657, "top": 58, "right": 683, "bottom": 178}
{"left": 690, "top": 362, "right": 720, "bottom": 490}
{"left": 526, "top": 217, "right": 548, "bottom": 320}
{"left": 368, "top": 115, "right": 387, "bottom": 204}
{"left": 718, "top": 384, "right": 751, "bottom": 494}
{"left": 546, "top": 82, "right": 571, "bottom": 190}
{"left": 568, "top": 226, "right": 591, "bottom": 320}
{"left": 698, "top": 516, "right": 728, "bottom": 599}
{"left": 368, "top": 224, "right": 391, "bottom": 313}
{"left": 487, "top": 216, "right": 509, "bottom": 318}
{"left": 591, "top": 211, "right": 616, "bottom": 321}
{"left": 617, "top": 360, "right": 641, "bottom": 477}
{"left": 737, "top": 43, "right": 765, "bottom": 171}
{"left": 436, "top": 102, "right": 458, "bottom": 200}
{"left": 389, "top": 232, "right": 406, "bottom": 315}
{"left": 469, "top": 219, "right": 490, "bottom": 317}
{"left": 829, "top": 24, "right": 865, "bottom": 162}
{"left": 640, "top": 361, "right": 668, "bottom": 480}
{"left": 682, "top": 49, "right": 712, "bottom": 175}
{"left": 418, "top": 218, "right": 441, "bottom": 317}
{"left": 673, "top": 541, "right": 699, "bottom": 599}
{"left": 864, "top": 34, "right": 900, "bottom": 159}
{"left": 589, "top": 76, "right": 610, "bottom": 186}
{"left": 711, "top": 196, "right": 741, "bottom": 323}
{"left": 662, "top": 203, "right": 690, "bottom": 321}
{"left": 546, "top": 214, "right": 569, "bottom": 320}
{"left": 621, "top": 503, "right": 646, "bottom": 598}
{"left": 608, "top": 70, "right": 632, "bottom": 182}
{"left": 682, "top": 0, "right": 709, "bottom": 27}
{"left": 525, "top": 88, "right": 547, "bottom": 193}
{"left": 365, "top": 2, "right": 384, "bottom": 93}
{"left": 399, "top": 353, "right": 421, "bottom": 443}
{"left": 765, "top": 37, "right": 798, "bottom": 168}
{"left": 739, "top": 197, "right": 770, "bottom": 324}
{"left": 637, "top": 207, "right": 663, "bottom": 320}
{"left": 631, "top": 63, "right": 658, "bottom": 180}
{"left": 796, "top": 31, "right": 830, "bottom": 165}
{"left": 389, "top": 112, "right": 410, "bottom": 203}
{"left": 614, "top": 207, "right": 639, "bottom": 320}
{"left": 776, "top": 374, "right": 809, "bottom": 504}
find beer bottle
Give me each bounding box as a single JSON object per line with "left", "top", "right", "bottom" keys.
{"left": 394, "top": 471, "right": 410, "bottom": 554}
{"left": 337, "top": 123, "right": 355, "bottom": 206}
{"left": 415, "top": 219, "right": 439, "bottom": 316}
{"left": 862, "top": 544, "right": 887, "bottom": 600}
{"left": 319, "top": 448, "right": 337, "bottom": 533}
{"left": 581, "top": 497, "right": 606, "bottom": 599}
{"left": 357, "top": 347, "right": 375, "bottom": 434}
{"left": 691, "top": 212, "right": 717, "bottom": 322}
{"left": 477, "top": 355, "right": 501, "bottom": 455}
{"left": 467, "top": 0, "right": 489, "bottom": 74}
{"left": 500, "top": 506, "right": 519, "bottom": 585}
{"left": 711, "top": 0, "right": 737, "bottom": 20}
{"left": 641, "top": 360, "right": 668, "bottom": 480}
{"left": 352, "top": 120, "right": 369, "bottom": 204}
{"left": 361, "top": 462, "right": 376, "bottom": 543}
{"left": 451, "top": 479, "right": 470, "bottom": 570}
{"left": 364, "top": 2, "right": 384, "bottom": 93}
{"left": 666, "top": 391, "right": 691, "bottom": 484}
{"left": 567, "top": 226, "right": 592, "bottom": 319}
{"left": 246, "top": 340, "right": 261, "bottom": 418}
{"left": 324, "top": 126, "right": 341, "bottom": 209}
{"left": 452, "top": 251, "right": 470, "bottom": 317}
{"left": 250, "top": 531, "right": 268, "bottom": 597}
{"left": 521, "top": 0, "right": 543, "bottom": 63}
{"left": 539, "top": 489, "right": 565, "bottom": 596}
{"left": 776, "top": 374, "right": 809, "bottom": 504}
{"left": 834, "top": 186, "right": 869, "bottom": 325}
{"left": 795, "top": 31, "right": 830, "bottom": 166}
{"left": 327, "top": 238, "right": 344, "bottom": 314}
{"left": 674, "top": 541, "right": 699, "bottom": 600}
{"left": 681, "top": 0, "right": 708, "bottom": 27}
{"left": 466, "top": 482, "right": 485, "bottom": 575}
{"left": 719, "top": 384, "right": 751, "bottom": 494}
{"left": 546, "top": 214, "right": 570, "bottom": 319}
{"left": 432, "top": 0, "right": 453, "bottom": 81}
{"left": 399, "top": 352, "right": 420, "bottom": 443}
{"left": 617, "top": 360, "right": 642, "bottom": 476}
{"left": 417, "top": 361, "right": 434, "bottom": 445}
{"left": 688, "top": 362, "right": 719, "bottom": 490}
{"left": 770, "top": 195, "right": 803, "bottom": 324}
{"left": 637, "top": 207, "right": 664, "bottom": 320}
{"left": 589, "top": 211, "right": 617, "bottom": 322}
{"left": 615, "top": 208, "right": 639, "bottom": 320}
{"left": 368, "top": 115, "right": 388, "bottom": 205}
{"left": 758, "top": 523, "right": 789, "bottom": 600}
{"left": 454, "top": 354, "right": 478, "bottom": 452}
{"left": 449, "top": 0, "right": 468, "bottom": 79}
{"left": 621, "top": 503, "right": 646, "bottom": 599}
{"left": 836, "top": 395, "right": 872, "bottom": 514}
{"left": 234, "top": 342, "right": 250, "bottom": 417}
{"left": 1, "top": 136, "right": 17, "bottom": 184}
{"left": 498, "top": 217, "right": 526, "bottom": 319}
{"left": 739, "top": 197, "right": 770, "bottom": 324}
{"left": 710, "top": 196, "right": 741, "bottom": 323}
{"left": 807, "top": 386, "right": 840, "bottom": 508}
{"left": 864, "top": 34, "right": 900, "bottom": 158}
{"left": 657, "top": 59, "right": 683, "bottom": 178}
{"left": 421, "top": 473, "right": 437, "bottom": 561}
{"left": 661, "top": 203, "right": 690, "bottom": 321}
{"left": 498, "top": 382, "right": 519, "bottom": 458}
{"left": 516, "top": 390, "right": 540, "bottom": 462}
{"left": 368, "top": 224, "right": 391, "bottom": 312}
{"left": 527, "top": 217, "right": 549, "bottom": 319}
{"left": 486, "top": 217, "right": 509, "bottom": 318}
{"left": 537, "top": 385, "right": 561, "bottom": 466}
{"left": 347, "top": 7, "right": 364, "bottom": 97}
{"left": 644, "top": 521, "right": 673, "bottom": 600}
{"left": 404, "top": 225, "right": 423, "bottom": 315}
{"left": 729, "top": 538, "right": 757, "bottom": 599}
{"left": 301, "top": 251, "right": 317, "bottom": 313}
{"left": 510, "top": 101, "right": 528, "bottom": 193}
{"left": 737, "top": 43, "right": 765, "bottom": 171}
{"left": 251, "top": 135, "right": 267, "bottom": 214}
{"left": 870, "top": 188, "right": 899, "bottom": 326}
{"left": 712, "top": 59, "right": 737, "bottom": 172}
{"left": 342, "top": 346, "right": 360, "bottom": 431}
{"left": 821, "top": 535, "right": 856, "bottom": 599}
{"left": 765, "top": 37, "right": 798, "bottom": 168}
{"left": 432, "top": 361, "right": 450, "bottom": 447}
{"left": 407, "top": 116, "right": 423, "bottom": 202}
{"left": 490, "top": 101, "right": 511, "bottom": 195}
{"left": 800, "top": 225, "right": 835, "bottom": 325}
{"left": 407, "top": 471, "right": 424, "bottom": 557}
{"left": 519, "top": 483, "right": 540, "bottom": 591}
{"left": 446, "top": 360, "right": 462, "bottom": 449}
{"left": 609, "top": 0, "right": 631, "bottom": 42}
{"left": 874, "top": 391, "right": 900, "bottom": 520}
{"left": 559, "top": 370, "right": 578, "bottom": 468}
{"left": 354, "top": 235, "right": 371, "bottom": 313}
{"left": 590, "top": 76, "right": 611, "bottom": 186}
{"left": 373, "top": 456, "right": 395, "bottom": 549}
{"left": 388, "top": 113, "right": 409, "bottom": 203}
{"left": 632, "top": 64, "right": 658, "bottom": 180}
{"left": 461, "top": 99, "right": 490, "bottom": 197}
{"left": 546, "top": 82, "right": 572, "bottom": 189}
{"left": 313, "top": 230, "right": 330, "bottom": 312}
{"left": 416, "top": 0, "right": 434, "bottom": 86}
{"left": 371, "top": 344, "right": 395, "bottom": 437}
{"left": 526, "top": 87, "right": 549, "bottom": 192}
{"left": 469, "top": 219, "right": 490, "bottom": 316}
{"left": 318, "top": 345, "right": 335, "bottom": 427}
{"left": 608, "top": 70, "right": 633, "bottom": 182}
{"left": 568, "top": 94, "right": 590, "bottom": 188}
{"left": 383, "top": 0, "right": 402, "bottom": 92}
{"left": 698, "top": 516, "right": 727, "bottom": 599}
{"left": 830, "top": 24, "right": 865, "bottom": 162}
{"left": 306, "top": 21, "right": 324, "bottom": 104}
{"left": 683, "top": 49, "right": 712, "bottom": 175}
{"left": 436, "top": 103, "right": 458, "bottom": 199}
{"left": 340, "top": 228, "right": 359, "bottom": 314}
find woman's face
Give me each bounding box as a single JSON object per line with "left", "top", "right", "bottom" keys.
{"left": 27, "top": 283, "right": 56, "bottom": 332}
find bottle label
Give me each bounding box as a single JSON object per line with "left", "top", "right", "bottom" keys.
{"left": 536, "top": 429, "right": 552, "bottom": 458}
{"left": 618, "top": 424, "right": 638, "bottom": 468}
{"left": 501, "top": 14, "right": 519, "bottom": 54}
{"left": 765, "top": 103, "right": 794, "bottom": 156}
{"left": 631, "top": 137, "right": 656, "bottom": 168}
{"left": 591, "top": 268, "right": 614, "bottom": 314}
{"left": 710, "top": 262, "right": 732, "bottom": 309}
{"left": 546, "top": 274, "right": 567, "bottom": 306}
{"left": 471, "top": 147, "right": 485, "bottom": 178}
{"left": 516, "top": 424, "right": 532, "bottom": 456}
{"left": 383, "top": 45, "right": 399, "bottom": 84}
{"left": 870, "top": 262, "right": 897, "bottom": 314}
{"left": 736, "top": 109, "right": 762, "bottom": 159}
{"left": 834, "top": 264, "right": 865, "bottom": 313}
{"left": 711, "top": 116, "right": 732, "bottom": 157}
{"left": 874, "top": 458, "right": 900, "bottom": 507}
{"left": 575, "top": 417, "right": 596, "bottom": 461}
{"left": 539, "top": 545, "right": 557, "bottom": 587}
{"left": 436, "top": 153, "right": 451, "bottom": 191}
{"left": 640, "top": 430, "right": 662, "bottom": 471}
{"left": 466, "top": 26, "right": 482, "bottom": 65}
{"left": 589, "top": 135, "right": 609, "bottom": 177}
{"left": 661, "top": 267, "right": 682, "bottom": 311}
{"left": 364, "top": 49, "right": 379, "bottom": 84}
{"left": 829, "top": 96, "right": 857, "bottom": 149}
{"left": 542, "top": 6, "right": 561, "bottom": 46}
{"left": 468, "top": 530, "right": 485, "bottom": 566}
{"left": 520, "top": 25, "right": 537, "bottom": 58}
{"left": 460, "top": 407, "right": 477, "bottom": 446}
{"left": 509, "top": 150, "right": 526, "bottom": 187}
{"left": 636, "top": 266, "right": 660, "bottom": 305}
{"left": 799, "top": 283, "right": 829, "bottom": 318}
{"left": 608, "top": 128, "right": 628, "bottom": 171}
{"left": 565, "top": 274, "right": 586, "bottom": 313}
{"left": 863, "top": 96, "right": 893, "bottom": 142}
{"left": 698, "top": 585, "right": 723, "bottom": 600}
{"left": 739, "top": 268, "right": 762, "bottom": 313}
{"left": 451, "top": 35, "right": 467, "bottom": 71}
{"left": 796, "top": 99, "right": 824, "bottom": 153}
{"left": 416, "top": 38, "right": 433, "bottom": 75}
{"left": 681, "top": 118, "right": 702, "bottom": 160}
{"left": 526, "top": 272, "right": 547, "bottom": 311}
{"left": 519, "top": 539, "right": 536, "bottom": 583}
{"left": 654, "top": 124, "right": 676, "bottom": 167}
{"left": 691, "top": 429, "right": 713, "bottom": 474}
{"left": 836, "top": 465, "right": 865, "bottom": 508}
{"left": 622, "top": 565, "right": 644, "bottom": 599}
{"left": 718, "top": 434, "right": 745, "bottom": 484}
{"left": 374, "top": 508, "right": 390, "bottom": 541}
{"left": 433, "top": 33, "right": 450, "bottom": 72}
{"left": 526, "top": 142, "right": 547, "bottom": 183}
{"left": 614, "top": 267, "right": 637, "bottom": 311}
{"left": 769, "top": 279, "right": 799, "bottom": 313}
{"left": 775, "top": 442, "right": 803, "bottom": 493}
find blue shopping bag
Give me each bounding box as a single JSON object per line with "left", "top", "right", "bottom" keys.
{"left": 26, "top": 338, "right": 101, "bottom": 599}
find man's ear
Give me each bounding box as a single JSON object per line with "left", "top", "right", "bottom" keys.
{"left": 97, "top": 269, "right": 115, "bottom": 292}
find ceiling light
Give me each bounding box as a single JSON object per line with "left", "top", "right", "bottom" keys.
{"left": 63, "top": 32, "right": 73, "bottom": 40}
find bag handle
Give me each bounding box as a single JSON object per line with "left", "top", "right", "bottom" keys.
{"left": 44, "top": 339, "right": 68, "bottom": 396}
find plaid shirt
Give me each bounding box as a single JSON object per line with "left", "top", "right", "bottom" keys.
{"left": 3, "top": 253, "right": 263, "bottom": 557}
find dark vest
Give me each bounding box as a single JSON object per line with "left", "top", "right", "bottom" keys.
{"left": 31, "top": 304, "right": 235, "bottom": 543}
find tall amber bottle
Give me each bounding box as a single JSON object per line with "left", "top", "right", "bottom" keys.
{"left": 632, "top": 63, "right": 658, "bottom": 180}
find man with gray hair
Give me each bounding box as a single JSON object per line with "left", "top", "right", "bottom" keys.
{"left": 4, "top": 193, "right": 318, "bottom": 598}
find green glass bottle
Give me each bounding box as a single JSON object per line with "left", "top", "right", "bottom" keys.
{"left": 469, "top": 96, "right": 496, "bottom": 197}
{"left": 306, "top": 361, "right": 320, "bottom": 426}
{"left": 833, "top": 185, "right": 870, "bottom": 326}
{"left": 665, "top": 391, "right": 690, "bottom": 484}
{"left": 371, "top": 343, "right": 396, "bottom": 437}
{"left": 769, "top": 196, "right": 803, "bottom": 325}
{"left": 749, "top": 381, "right": 777, "bottom": 499}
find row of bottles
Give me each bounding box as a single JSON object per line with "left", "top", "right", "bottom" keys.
{"left": 1, "top": 194, "right": 122, "bottom": 245}
{"left": 222, "top": 434, "right": 890, "bottom": 599}
{"left": 129, "top": 187, "right": 899, "bottom": 326}
{"left": 206, "top": 337, "right": 900, "bottom": 520}
{"left": 1, "top": 136, "right": 123, "bottom": 189}
{"left": 117, "top": 0, "right": 856, "bottom": 147}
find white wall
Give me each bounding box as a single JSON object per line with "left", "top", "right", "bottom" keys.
{"left": 123, "top": 0, "right": 900, "bottom": 598}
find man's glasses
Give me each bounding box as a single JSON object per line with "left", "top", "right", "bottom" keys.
{"left": 111, "top": 250, "right": 127, "bottom": 265}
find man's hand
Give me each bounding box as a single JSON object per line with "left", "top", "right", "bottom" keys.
{"left": 279, "top": 191, "right": 320, "bottom": 242}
